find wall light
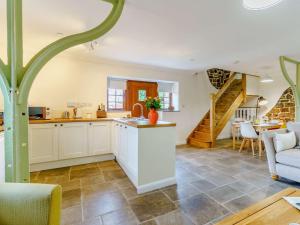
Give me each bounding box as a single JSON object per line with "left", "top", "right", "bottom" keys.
{"left": 243, "top": 0, "right": 284, "bottom": 10}
{"left": 260, "top": 75, "right": 274, "bottom": 83}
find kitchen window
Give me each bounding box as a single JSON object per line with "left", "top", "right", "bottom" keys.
{"left": 107, "top": 78, "right": 126, "bottom": 111}
{"left": 108, "top": 88, "right": 125, "bottom": 110}
{"left": 159, "top": 92, "right": 172, "bottom": 110}
{"left": 158, "top": 82, "right": 179, "bottom": 111}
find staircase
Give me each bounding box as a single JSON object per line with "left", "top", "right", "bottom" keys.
{"left": 187, "top": 72, "right": 247, "bottom": 148}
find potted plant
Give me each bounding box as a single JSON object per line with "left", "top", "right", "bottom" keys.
{"left": 145, "top": 97, "right": 161, "bottom": 124}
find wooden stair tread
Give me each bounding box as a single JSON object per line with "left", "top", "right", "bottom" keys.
{"left": 187, "top": 73, "right": 246, "bottom": 149}
{"left": 190, "top": 137, "right": 211, "bottom": 143}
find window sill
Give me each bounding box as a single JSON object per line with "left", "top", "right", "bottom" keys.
{"left": 161, "top": 110, "right": 180, "bottom": 113}
{"left": 107, "top": 110, "right": 127, "bottom": 113}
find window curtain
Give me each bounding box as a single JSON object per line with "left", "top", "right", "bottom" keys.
{"left": 108, "top": 78, "right": 126, "bottom": 90}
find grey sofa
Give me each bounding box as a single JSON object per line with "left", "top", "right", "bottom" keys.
{"left": 262, "top": 122, "right": 300, "bottom": 183}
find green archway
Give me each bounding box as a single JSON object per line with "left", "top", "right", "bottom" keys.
{"left": 280, "top": 56, "right": 300, "bottom": 121}
{"left": 0, "top": 0, "right": 124, "bottom": 182}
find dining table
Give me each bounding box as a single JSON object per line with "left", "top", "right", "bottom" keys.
{"left": 232, "top": 122, "right": 282, "bottom": 157}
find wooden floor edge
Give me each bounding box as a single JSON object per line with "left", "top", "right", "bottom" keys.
{"left": 215, "top": 188, "right": 298, "bottom": 225}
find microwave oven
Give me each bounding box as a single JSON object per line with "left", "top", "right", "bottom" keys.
{"left": 29, "top": 107, "right": 51, "bottom": 120}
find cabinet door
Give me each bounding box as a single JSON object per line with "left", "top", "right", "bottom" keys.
{"left": 127, "top": 126, "right": 138, "bottom": 174}
{"left": 111, "top": 122, "right": 118, "bottom": 157}
{"left": 88, "top": 122, "right": 110, "bottom": 155}
{"left": 118, "top": 124, "right": 128, "bottom": 165}
{"left": 58, "top": 123, "right": 88, "bottom": 159}
{"left": 29, "top": 124, "right": 59, "bottom": 163}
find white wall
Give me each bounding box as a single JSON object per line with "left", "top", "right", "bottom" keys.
{"left": 10, "top": 55, "right": 213, "bottom": 145}
{"left": 258, "top": 77, "right": 288, "bottom": 116}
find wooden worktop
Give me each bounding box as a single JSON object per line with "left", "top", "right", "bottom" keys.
{"left": 114, "top": 119, "right": 176, "bottom": 128}
{"left": 29, "top": 118, "right": 176, "bottom": 128}
{"left": 29, "top": 118, "right": 113, "bottom": 124}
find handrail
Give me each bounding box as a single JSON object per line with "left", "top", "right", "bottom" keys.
{"left": 210, "top": 72, "right": 246, "bottom": 146}
{"left": 210, "top": 94, "right": 216, "bottom": 147}
{"left": 213, "top": 71, "right": 237, "bottom": 102}
{"left": 215, "top": 92, "right": 244, "bottom": 136}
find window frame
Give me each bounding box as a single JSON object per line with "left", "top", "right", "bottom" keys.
{"left": 159, "top": 91, "right": 174, "bottom": 111}
{"left": 107, "top": 88, "right": 125, "bottom": 111}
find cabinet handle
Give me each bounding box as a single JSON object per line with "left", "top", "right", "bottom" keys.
{"left": 60, "top": 124, "right": 63, "bottom": 127}
{"left": 116, "top": 124, "right": 119, "bottom": 127}
{"left": 89, "top": 123, "right": 92, "bottom": 126}
{"left": 54, "top": 124, "right": 57, "bottom": 127}
{"left": 125, "top": 126, "right": 127, "bottom": 129}
{"left": 120, "top": 125, "right": 123, "bottom": 127}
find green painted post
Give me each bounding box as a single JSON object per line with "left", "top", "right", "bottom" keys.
{"left": 1, "top": 0, "right": 124, "bottom": 182}
{"left": 280, "top": 56, "right": 300, "bottom": 121}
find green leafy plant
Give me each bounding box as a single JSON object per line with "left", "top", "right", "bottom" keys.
{"left": 145, "top": 97, "right": 161, "bottom": 110}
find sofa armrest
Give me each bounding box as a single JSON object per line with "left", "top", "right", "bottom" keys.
{"left": 0, "top": 183, "right": 61, "bottom": 225}
{"left": 262, "top": 128, "right": 287, "bottom": 176}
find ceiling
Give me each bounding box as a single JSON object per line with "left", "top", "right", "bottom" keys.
{"left": 0, "top": 0, "right": 300, "bottom": 76}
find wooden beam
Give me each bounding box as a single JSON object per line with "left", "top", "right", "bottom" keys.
{"left": 280, "top": 56, "right": 300, "bottom": 121}
{"left": 0, "top": 58, "right": 10, "bottom": 99}
{"left": 2, "top": 0, "right": 124, "bottom": 182}
{"left": 18, "top": 0, "right": 125, "bottom": 104}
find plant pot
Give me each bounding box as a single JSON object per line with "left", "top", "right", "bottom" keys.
{"left": 148, "top": 108, "right": 159, "bottom": 125}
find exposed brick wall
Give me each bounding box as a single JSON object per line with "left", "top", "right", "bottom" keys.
{"left": 266, "top": 87, "right": 295, "bottom": 122}
{"left": 207, "top": 68, "right": 231, "bottom": 89}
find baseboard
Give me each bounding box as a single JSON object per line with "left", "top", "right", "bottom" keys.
{"left": 137, "top": 177, "right": 176, "bottom": 194}
{"left": 30, "top": 154, "right": 115, "bottom": 172}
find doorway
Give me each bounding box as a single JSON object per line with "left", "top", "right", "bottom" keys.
{"left": 126, "top": 80, "right": 158, "bottom": 118}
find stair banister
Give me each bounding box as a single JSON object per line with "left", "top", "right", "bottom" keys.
{"left": 215, "top": 74, "right": 247, "bottom": 136}
{"left": 210, "top": 94, "right": 216, "bottom": 147}
{"left": 214, "top": 72, "right": 236, "bottom": 102}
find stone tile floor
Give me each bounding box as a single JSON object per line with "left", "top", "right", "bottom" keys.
{"left": 30, "top": 139, "right": 300, "bottom": 225}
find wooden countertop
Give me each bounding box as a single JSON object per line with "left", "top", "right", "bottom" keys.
{"left": 29, "top": 118, "right": 176, "bottom": 128}
{"left": 114, "top": 119, "right": 176, "bottom": 128}
{"left": 29, "top": 118, "right": 113, "bottom": 124}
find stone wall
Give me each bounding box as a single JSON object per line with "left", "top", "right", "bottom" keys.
{"left": 207, "top": 68, "right": 231, "bottom": 89}
{"left": 266, "top": 87, "right": 295, "bottom": 122}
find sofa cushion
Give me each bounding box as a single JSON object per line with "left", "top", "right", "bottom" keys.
{"left": 287, "top": 122, "right": 300, "bottom": 146}
{"left": 276, "top": 149, "right": 300, "bottom": 169}
{"left": 273, "top": 131, "right": 296, "bottom": 152}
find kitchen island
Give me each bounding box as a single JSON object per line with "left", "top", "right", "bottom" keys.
{"left": 29, "top": 118, "right": 176, "bottom": 193}
{"left": 113, "top": 118, "right": 176, "bottom": 193}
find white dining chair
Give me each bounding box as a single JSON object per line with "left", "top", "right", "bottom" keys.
{"left": 239, "top": 122, "right": 258, "bottom": 156}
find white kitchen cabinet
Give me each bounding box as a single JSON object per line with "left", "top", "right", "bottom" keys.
{"left": 111, "top": 122, "right": 119, "bottom": 157}
{"left": 29, "top": 121, "right": 113, "bottom": 165}
{"left": 112, "top": 121, "right": 176, "bottom": 194}
{"left": 126, "top": 126, "right": 138, "bottom": 174}
{"left": 118, "top": 123, "right": 128, "bottom": 165}
{"left": 58, "top": 123, "right": 88, "bottom": 159}
{"left": 88, "top": 122, "right": 110, "bottom": 155}
{"left": 113, "top": 122, "right": 138, "bottom": 180}
{"left": 29, "top": 124, "right": 59, "bottom": 163}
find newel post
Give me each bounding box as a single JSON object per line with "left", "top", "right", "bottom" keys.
{"left": 210, "top": 94, "right": 216, "bottom": 147}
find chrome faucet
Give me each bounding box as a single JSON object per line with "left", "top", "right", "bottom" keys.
{"left": 132, "top": 103, "right": 145, "bottom": 119}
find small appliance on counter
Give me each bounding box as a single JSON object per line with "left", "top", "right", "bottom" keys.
{"left": 29, "top": 107, "right": 51, "bottom": 120}
{"left": 96, "top": 104, "right": 107, "bottom": 118}
{"left": 62, "top": 111, "right": 70, "bottom": 119}
{"left": 73, "top": 107, "right": 83, "bottom": 119}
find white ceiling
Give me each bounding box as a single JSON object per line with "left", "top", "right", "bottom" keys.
{"left": 0, "top": 0, "right": 300, "bottom": 76}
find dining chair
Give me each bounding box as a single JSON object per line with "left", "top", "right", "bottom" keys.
{"left": 239, "top": 122, "right": 258, "bottom": 156}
